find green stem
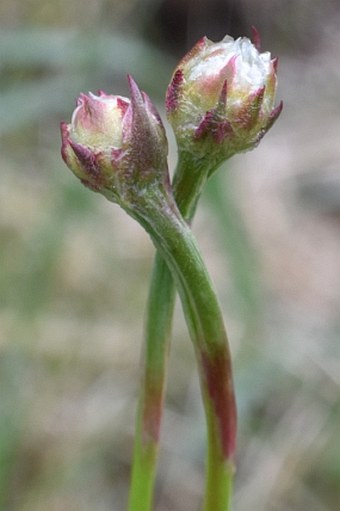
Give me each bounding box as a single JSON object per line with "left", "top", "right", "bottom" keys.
{"left": 127, "top": 254, "right": 175, "bottom": 511}
{"left": 138, "top": 192, "right": 236, "bottom": 511}
{"left": 128, "top": 152, "right": 210, "bottom": 511}
{"left": 128, "top": 154, "right": 236, "bottom": 511}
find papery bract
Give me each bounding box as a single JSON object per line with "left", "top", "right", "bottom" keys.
{"left": 166, "top": 33, "right": 282, "bottom": 166}
{"left": 61, "top": 77, "right": 169, "bottom": 207}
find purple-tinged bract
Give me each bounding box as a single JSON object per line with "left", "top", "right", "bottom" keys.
{"left": 166, "top": 34, "right": 282, "bottom": 166}
{"left": 61, "top": 77, "right": 169, "bottom": 206}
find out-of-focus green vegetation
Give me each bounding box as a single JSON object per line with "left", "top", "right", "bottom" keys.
{"left": 1, "top": 1, "right": 340, "bottom": 510}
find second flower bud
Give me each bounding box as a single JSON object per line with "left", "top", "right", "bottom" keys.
{"left": 61, "top": 76, "right": 170, "bottom": 209}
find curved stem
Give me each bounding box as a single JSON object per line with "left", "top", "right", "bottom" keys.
{"left": 138, "top": 194, "right": 236, "bottom": 511}
{"left": 128, "top": 153, "right": 208, "bottom": 511}
{"left": 128, "top": 152, "right": 210, "bottom": 511}
{"left": 128, "top": 166, "right": 236, "bottom": 511}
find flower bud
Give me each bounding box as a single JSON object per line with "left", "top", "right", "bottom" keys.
{"left": 61, "top": 76, "right": 169, "bottom": 208}
{"left": 166, "top": 33, "right": 282, "bottom": 166}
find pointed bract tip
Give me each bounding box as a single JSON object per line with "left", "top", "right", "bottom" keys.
{"left": 179, "top": 36, "right": 208, "bottom": 66}
{"left": 127, "top": 74, "right": 144, "bottom": 105}
{"left": 272, "top": 57, "right": 279, "bottom": 72}
{"left": 266, "top": 100, "right": 283, "bottom": 131}
{"left": 273, "top": 100, "right": 283, "bottom": 118}
{"left": 77, "top": 92, "right": 89, "bottom": 106}
{"left": 251, "top": 25, "right": 261, "bottom": 51}
{"left": 254, "top": 85, "right": 266, "bottom": 102}
{"left": 166, "top": 68, "right": 184, "bottom": 113}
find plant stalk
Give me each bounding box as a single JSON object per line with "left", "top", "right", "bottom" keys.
{"left": 128, "top": 154, "right": 236, "bottom": 511}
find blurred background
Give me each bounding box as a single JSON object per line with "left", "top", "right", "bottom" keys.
{"left": 1, "top": 0, "right": 340, "bottom": 509}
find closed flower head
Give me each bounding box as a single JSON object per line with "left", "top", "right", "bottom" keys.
{"left": 166, "top": 32, "right": 282, "bottom": 166}
{"left": 61, "top": 77, "right": 169, "bottom": 208}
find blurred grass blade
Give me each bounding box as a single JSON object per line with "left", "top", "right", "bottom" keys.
{"left": 205, "top": 169, "right": 264, "bottom": 330}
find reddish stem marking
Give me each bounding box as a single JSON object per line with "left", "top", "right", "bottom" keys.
{"left": 201, "top": 349, "right": 237, "bottom": 459}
